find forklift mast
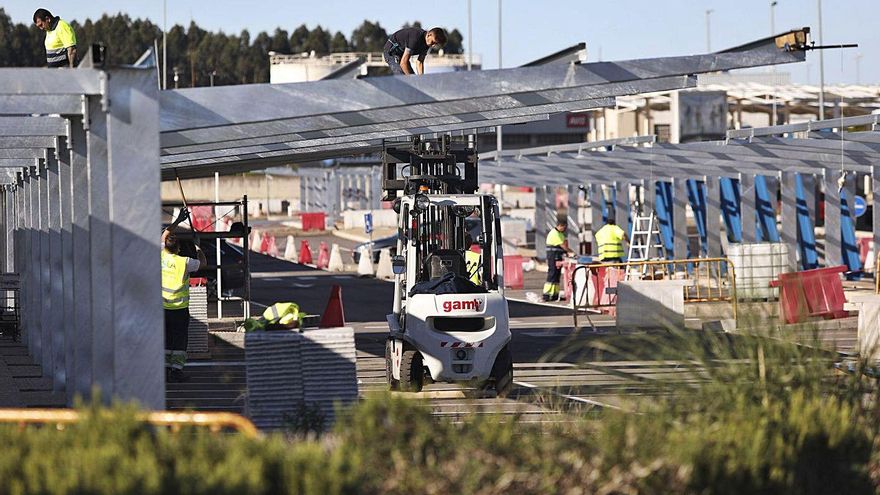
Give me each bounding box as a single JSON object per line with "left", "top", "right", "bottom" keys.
{"left": 381, "top": 135, "right": 478, "bottom": 200}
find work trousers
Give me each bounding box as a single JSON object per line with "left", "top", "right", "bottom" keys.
{"left": 164, "top": 308, "right": 190, "bottom": 370}
{"left": 543, "top": 247, "right": 564, "bottom": 301}
{"left": 383, "top": 50, "right": 405, "bottom": 75}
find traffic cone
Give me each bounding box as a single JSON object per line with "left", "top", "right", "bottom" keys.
{"left": 299, "top": 240, "right": 313, "bottom": 265}
{"left": 376, "top": 248, "right": 394, "bottom": 280}
{"left": 268, "top": 235, "right": 279, "bottom": 257}
{"left": 316, "top": 242, "right": 330, "bottom": 269}
{"left": 357, "top": 246, "right": 374, "bottom": 277}
{"left": 249, "top": 229, "right": 261, "bottom": 252}
{"left": 328, "top": 243, "right": 345, "bottom": 272}
{"left": 283, "top": 235, "right": 297, "bottom": 260}
{"left": 319, "top": 284, "right": 345, "bottom": 328}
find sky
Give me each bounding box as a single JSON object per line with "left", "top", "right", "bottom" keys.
{"left": 5, "top": 0, "right": 878, "bottom": 84}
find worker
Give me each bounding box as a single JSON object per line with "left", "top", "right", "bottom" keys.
{"left": 595, "top": 218, "right": 628, "bottom": 263}
{"left": 33, "top": 8, "right": 77, "bottom": 68}
{"left": 543, "top": 220, "right": 574, "bottom": 302}
{"left": 383, "top": 26, "right": 447, "bottom": 75}
{"left": 464, "top": 233, "right": 482, "bottom": 285}
{"left": 161, "top": 226, "right": 206, "bottom": 382}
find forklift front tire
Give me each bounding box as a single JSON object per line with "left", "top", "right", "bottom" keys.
{"left": 399, "top": 349, "right": 424, "bottom": 392}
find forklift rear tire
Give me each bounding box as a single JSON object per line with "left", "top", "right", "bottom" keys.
{"left": 399, "top": 349, "right": 424, "bottom": 392}
{"left": 385, "top": 340, "right": 399, "bottom": 390}
{"left": 489, "top": 345, "right": 513, "bottom": 398}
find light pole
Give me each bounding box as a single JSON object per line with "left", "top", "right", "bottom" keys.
{"left": 265, "top": 172, "right": 273, "bottom": 218}
{"left": 162, "top": 0, "right": 167, "bottom": 90}
{"left": 770, "top": 1, "right": 778, "bottom": 125}
{"left": 855, "top": 53, "right": 863, "bottom": 85}
{"left": 817, "top": 0, "right": 826, "bottom": 120}
{"left": 209, "top": 70, "right": 216, "bottom": 87}
{"left": 173, "top": 67, "right": 179, "bottom": 89}
{"left": 496, "top": 0, "right": 503, "bottom": 157}
{"left": 705, "top": 9, "right": 713, "bottom": 52}
{"left": 467, "top": 0, "right": 473, "bottom": 70}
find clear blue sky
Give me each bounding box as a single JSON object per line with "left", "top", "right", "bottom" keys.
{"left": 5, "top": 0, "right": 877, "bottom": 84}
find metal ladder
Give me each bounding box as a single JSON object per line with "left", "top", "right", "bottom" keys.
{"left": 625, "top": 209, "right": 665, "bottom": 280}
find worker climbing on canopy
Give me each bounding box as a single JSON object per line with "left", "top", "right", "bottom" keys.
{"left": 595, "top": 217, "right": 628, "bottom": 263}
{"left": 543, "top": 220, "right": 574, "bottom": 302}
{"left": 383, "top": 26, "right": 447, "bottom": 75}
{"left": 161, "top": 210, "right": 206, "bottom": 383}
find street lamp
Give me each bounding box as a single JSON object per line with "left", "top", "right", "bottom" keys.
{"left": 705, "top": 9, "right": 714, "bottom": 52}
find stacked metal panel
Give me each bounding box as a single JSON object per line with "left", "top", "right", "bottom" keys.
{"left": 244, "top": 327, "right": 357, "bottom": 430}
{"left": 186, "top": 285, "right": 209, "bottom": 355}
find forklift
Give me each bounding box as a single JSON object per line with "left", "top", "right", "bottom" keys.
{"left": 382, "top": 135, "right": 513, "bottom": 396}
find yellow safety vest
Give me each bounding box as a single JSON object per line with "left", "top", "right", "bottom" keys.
{"left": 262, "top": 302, "right": 301, "bottom": 327}
{"left": 546, "top": 228, "right": 565, "bottom": 248}
{"left": 161, "top": 250, "right": 190, "bottom": 310}
{"left": 465, "top": 250, "right": 482, "bottom": 284}
{"left": 595, "top": 224, "right": 625, "bottom": 260}
{"left": 44, "top": 18, "right": 77, "bottom": 67}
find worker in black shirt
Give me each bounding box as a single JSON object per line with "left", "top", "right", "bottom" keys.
{"left": 383, "top": 27, "right": 447, "bottom": 75}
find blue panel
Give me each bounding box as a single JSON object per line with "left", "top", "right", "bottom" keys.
{"left": 795, "top": 174, "right": 819, "bottom": 270}
{"left": 686, "top": 179, "right": 708, "bottom": 256}
{"left": 719, "top": 177, "right": 741, "bottom": 243}
{"left": 655, "top": 181, "right": 675, "bottom": 258}
{"left": 839, "top": 186, "right": 863, "bottom": 275}
{"left": 754, "top": 175, "right": 780, "bottom": 242}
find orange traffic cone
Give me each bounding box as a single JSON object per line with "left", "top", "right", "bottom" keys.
{"left": 299, "top": 240, "right": 313, "bottom": 265}
{"left": 319, "top": 284, "right": 345, "bottom": 328}
{"left": 260, "top": 232, "right": 271, "bottom": 254}
{"left": 316, "top": 241, "right": 330, "bottom": 269}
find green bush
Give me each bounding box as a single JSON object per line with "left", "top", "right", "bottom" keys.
{"left": 0, "top": 323, "right": 877, "bottom": 494}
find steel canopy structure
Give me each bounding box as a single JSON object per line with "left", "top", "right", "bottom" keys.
{"left": 157, "top": 29, "right": 808, "bottom": 179}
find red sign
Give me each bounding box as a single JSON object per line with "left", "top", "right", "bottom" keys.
{"left": 566, "top": 113, "right": 589, "bottom": 128}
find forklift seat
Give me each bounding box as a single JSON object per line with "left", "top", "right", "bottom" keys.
{"left": 423, "top": 249, "right": 467, "bottom": 280}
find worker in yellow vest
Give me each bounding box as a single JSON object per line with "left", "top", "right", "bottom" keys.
{"left": 464, "top": 233, "right": 482, "bottom": 285}
{"left": 161, "top": 227, "right": 206, "bottom": 382}
{"left": 595, "top": 218, "right": 628, "bottom": 263}
{"left": 33, "top": 8, "right": 77, "bottom": 68}
{"left": 543, "top": 220, "right": 574, "bottom": 301}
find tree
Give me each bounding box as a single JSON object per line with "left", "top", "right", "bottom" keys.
{"left": 270, "top": 28, "right": 290, "bottom": 53}
{"left": 303, "top": 25, "right": 330, "bottom": 55}
{"left": 289, "top": 24, "right": 309, "bottom": 54}
{"left": 350, "top": 20, "right": 387, "bottom": 52}
{"left": 330, "top": 31, "right": 349, "bottom": 53}
{"left": 444, "top": 28, "right": 464, "bottom": 55}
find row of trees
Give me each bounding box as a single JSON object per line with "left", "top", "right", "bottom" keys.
{"left": 0, "top": 9, "right": 464, "bottom": 87}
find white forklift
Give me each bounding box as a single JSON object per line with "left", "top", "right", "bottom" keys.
{"left": 382, "top": 135, "right": 513, "bottom": 396}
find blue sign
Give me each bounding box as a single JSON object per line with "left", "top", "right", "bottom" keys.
{"left": 364, "top": 213, "right": 373, "bottom": 234}
{"left": 854, "top": 195, "right": 868, "bottom": 218}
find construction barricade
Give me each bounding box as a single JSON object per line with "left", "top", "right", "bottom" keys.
{"left": 301, "top": 212, "right": 326, "bottom": 231}
{"left": 771, "top": 265, "right": 849, "bottom": 324}
{"left": 503, "top": 255, "right": 524, "bottom": 289}
{"left": 570, "top": 257, "right": 737, "bottom": 328}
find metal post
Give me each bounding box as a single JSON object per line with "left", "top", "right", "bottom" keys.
{"left": 873, "top": 166, "right": 880, "bottom": 268}
{"left": 4, "top": 184, "right": 13, "bottom": 271}
{"left": 823, "top": 169, "right": 841, "bottom": 266}
{"left": 589, "top": 184, "right": 604, "bottom": 257}
{"left": 534, "top": 186, "right": 547, "bottom": 261}
{"left": 39, "top": 155, "right": 53, "bottom": 379}
{"left": 705, "top": 176, "right": 722, "bottom": 258}
{"left": 242, "top": 194, "right": 251, "bottom": 318}
{"left": 467, "top": 0, "right": 473, "bottom": 71}
{"left": 57, "top": 137, "right": 74, "bottom": 401}
{"left": 770, "top": 1, "right": 778, "bottom": 125}
{"left": 214, "top": 171, "right": 222, "bottom": 319}
{"left": 817, "top": 0, "right": 825, "bottom": 120}
{"left": 705, "top": 9, "right": 713, "bottom": 52}
{"left": 672, "top": 177, "right": 688, "bottom": 260}
{"left": 69, "top": 114, "right": 92, "bottom": 400}
{"left": 614, "top": 181, "right": 628, "bottom": 233}
{"left": 47, "top": 145, "right": 66, "bottom": 393}
{"left": 779, "top": 171, "right": 798, "bottom": 270}
{"left": 495, "top": 0, "right": 503, "bottom": 188}
{"left": 740, "top": 173, "right": 757, "bottom": 243}
{"left": 162, "top": 0, "right": 167, "bottom": 91}
{"left": 104, "top": 69, "right": 164, "bottom": 408}
{"left": 566, "top": 184, "right": 579, "bottom": 254}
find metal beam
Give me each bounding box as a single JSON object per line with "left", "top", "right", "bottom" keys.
{"left": 479, "top": 135, "right": 655, "bottom": 160}
{"left": 0, "top": 69, "right": 104, "bottom": 96}
{"left": 0, "top": 117, "right": 68, "bottom": 137}
{"left": 728, "top": 114, "right": 880, "bottom": 138}
{"left": 0, "top": 94, "right": 84, "bottom": 116}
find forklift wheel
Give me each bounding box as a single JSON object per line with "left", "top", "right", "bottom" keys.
{"left": 489, "top": 346, "right": 514, "bottom": 398}
{"left": 385, "top": 340, "right": 399, "bottom": 390}
{"left": 399, "top": 349, "right": 424, "bottom": 392}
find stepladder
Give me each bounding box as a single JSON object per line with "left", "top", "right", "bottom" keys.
{"left": 626, "top": 210, "right": 665, "bottom": 280}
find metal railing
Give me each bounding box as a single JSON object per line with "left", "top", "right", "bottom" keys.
{"left": 571, "top": 257, "right": 737, "bottom": 328}
{"left": 0, "top": 409, "right": 260, "bottom": 437}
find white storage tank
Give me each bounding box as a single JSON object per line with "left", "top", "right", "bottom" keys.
{"left": 728, "top": 242, "right": 793, "bottom": 300}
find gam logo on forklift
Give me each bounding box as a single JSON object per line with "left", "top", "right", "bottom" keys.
{"left": 442, "top": 298, "right": 484, "bottom": 313}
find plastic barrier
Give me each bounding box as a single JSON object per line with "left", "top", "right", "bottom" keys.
{"left": 770, "top": 265, "right": 849, "bottom": 324}
{"left": 319, "top": 284, "right": 345, "bottom": 328}
{"left": 299, "top": 240, "right": 313, "bottom": 265}
{"left": 301, "top": 212, "right": 326, "bottom": 231}
{"left": 283, "top": 235, "right": 297, "bottom": 260}
{"left": 503, "top": 255, "right": 524, "bottom": 289}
